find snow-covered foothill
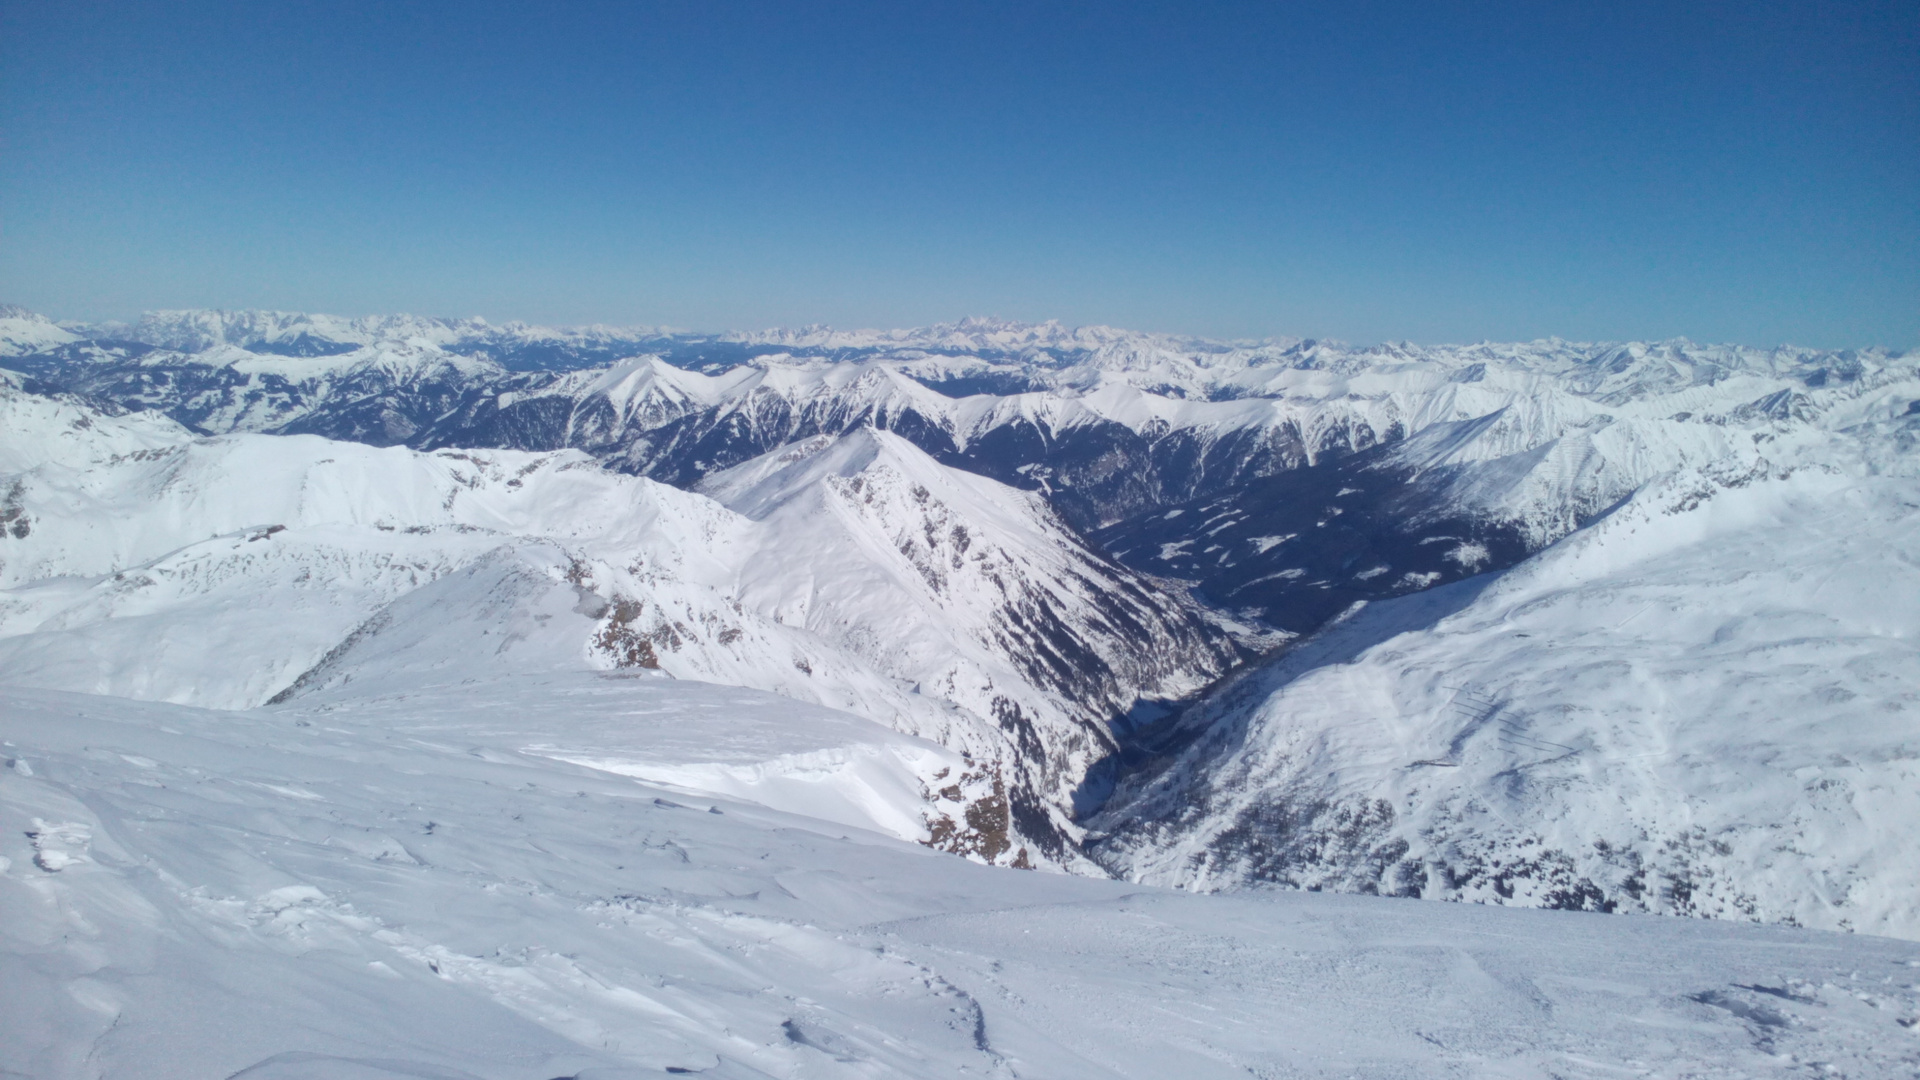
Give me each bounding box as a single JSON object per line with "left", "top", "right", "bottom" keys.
{"left": 0, "top": 413, "right": 745, "bottom": 709}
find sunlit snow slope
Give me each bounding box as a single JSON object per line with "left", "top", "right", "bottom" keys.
{"left": 0, "top": 378, "right": 1235, "bottom": 865}
{"left": 5, "top": 679, "right": 1919, "bottom": 1079}
{"left": 1092, "top": 397, "right": 1920, "bottom": 937}
{"left": 701, "top": 429, "right": 1239, "bottom": 810}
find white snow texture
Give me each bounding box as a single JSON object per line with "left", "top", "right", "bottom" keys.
{"left": 2, "top": 316, "right": 1919, "bottom": 1077}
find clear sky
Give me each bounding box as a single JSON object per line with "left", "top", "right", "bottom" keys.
{"left": 2, "top": 1, "right": 1914, "bottom": 346}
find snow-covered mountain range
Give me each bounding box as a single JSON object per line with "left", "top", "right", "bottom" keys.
{"left": 0, "top": 366, "right": 1239, "bottom": 868}
{"left": 3, "top": 304, "right": 1917, "bottom": 947}
{"left": 8, "top": 305, "right": 1908, "bottom": 631}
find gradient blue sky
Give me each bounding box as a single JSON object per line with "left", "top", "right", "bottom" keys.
{"left": 2, "top": 1, "right": 1914, "bottom": 345}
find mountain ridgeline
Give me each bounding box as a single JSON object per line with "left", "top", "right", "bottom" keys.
{"left": 4, "top": 304, "right": 1917, "bottom": 933}
{"left": 9, "top": 306, "right": 1901, "bottom": 633}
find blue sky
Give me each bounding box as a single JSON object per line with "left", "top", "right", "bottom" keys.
{"left": 2, "top": 1, "right": 1914, "bottom": 346}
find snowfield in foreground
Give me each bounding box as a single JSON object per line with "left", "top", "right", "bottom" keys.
{"left": 4, "top": 676, "right": 1919, "bottom": 1080}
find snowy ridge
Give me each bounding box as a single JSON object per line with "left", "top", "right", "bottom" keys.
{"left": 704, "top": 428, "right": 1240, "bottom": 824}
{"left": 0, "top": 380, "right": 1238, "bottom": 865}
{"left": 0, "top": 305, "right": 80, "bottom": 357}
{"left": 0, "top": 369, "right": 188, "bottom": 472}
{"left": 1089, "top": 394, "right": 1920, "bottom": 936}
{"left": 17, "top": 306, "right": 1911, "bottom": 486}
{"left": 11, "top": 310, "right": 1913, "bottom": 606}
{"left": 68, "top": 307, "right": 679, "bottom": 362}
{"left": 0, "top": 409, "right": 1037, "bottom": 860}
{"left": 1076, "top": 342, "right": 1920, "bottom": 637}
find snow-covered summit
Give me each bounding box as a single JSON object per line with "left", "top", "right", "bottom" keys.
{"left": 703, "top": 428, "right": 1240, "bottom": 826}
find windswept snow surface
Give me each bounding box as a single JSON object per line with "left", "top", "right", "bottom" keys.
{"left": 1092, "top": 403, "right": 1920, "bottom": 938}
{"left": 5, "top": 680, "right": 1920, "bottom": 1079}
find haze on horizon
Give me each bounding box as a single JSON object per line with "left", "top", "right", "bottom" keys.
{"left": 2, "top": 0, "right": 1914, "bottom": 350}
